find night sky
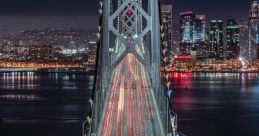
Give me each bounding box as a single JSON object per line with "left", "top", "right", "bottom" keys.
{"left": 0, "top": 0, "right": 253, "bottom": 30}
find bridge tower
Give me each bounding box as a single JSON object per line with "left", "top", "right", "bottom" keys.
{"left": 85, "top": 0, "right": 178, "bottom": 135}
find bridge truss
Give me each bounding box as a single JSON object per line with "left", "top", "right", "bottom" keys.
{"left": 84, "top": 0, "right": 179, "bottom": 135}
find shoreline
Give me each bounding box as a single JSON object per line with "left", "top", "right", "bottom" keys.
{"left": 0, "top": 70, "right": 258, "bottom": 74}
{"left": 0, "top": 71, "right": 96, "bottom": 75}
{"left": 0, "top": 67, "right": 96, "bottom": 74}
{"left": 0, "top": 70, "right": 95, "bottom": 75}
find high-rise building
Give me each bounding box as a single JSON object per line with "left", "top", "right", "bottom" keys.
{"left": 193, "top": 15, "right": 206, "bottom": 43}
{"left": 161, "top": 4, "right": 173, "bottom": 61}
{"left": 193, "top": 15, "right": 206, "bottom": 60}
{"left": 226, "top": 19, "right": 240, "bottom": 59}
{"left": 179, "top": 11, "right": 195, "bottom": 56}
{"left": 249, "top": 1, "right": 259, "bottom": 60}
{"left": 239, "top": 21, "right": 249, "bottom": 60}
{"left": 87, "top": 34, "right": 98, "bottom": 65}
{"left": 208, "top": 20, "right": 224, "bottom": 60}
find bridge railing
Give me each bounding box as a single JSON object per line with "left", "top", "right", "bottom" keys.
{"left": 82, "top": 87, "right": 103, "bottom": 136}
{"left": 157, "top": 81, "right": 179, "bottom": 136}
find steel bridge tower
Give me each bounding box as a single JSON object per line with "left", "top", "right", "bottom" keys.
{"left": 84, "top": 0, "right": 179, "bottom": 135}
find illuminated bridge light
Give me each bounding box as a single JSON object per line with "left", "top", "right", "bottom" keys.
{"left": 127, "top": 9, "right": 133, "bottom": 15}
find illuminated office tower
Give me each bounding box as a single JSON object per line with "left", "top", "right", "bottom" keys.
{"left": 161, "top": 4, "right": 173, "bottom": 62}
{"left": 180, "top": 11, "right": 195, "bottom": 56}
{"left": 87, "top": 34, "right": 98, "bottom": 65}
{"left": 209, "top": 20, "right": 224, "bottom": 60}
{"left": 226, "top": 19, "right": 240, "bottom": 59}
{"left": 249, "top": 1, "right": 259, "bottom": 60}
{"left": 193, "top": 15, "right": 206, "bottom": 60}
{"left": 239, "top": 22, "right": 249, "bottom": 59}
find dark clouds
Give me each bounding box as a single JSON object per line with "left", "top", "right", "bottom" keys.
{"left": 0, "top": 0, "right": 253, "bottom": 30}
{"left": 0, "top": 0, "right": 98, "bottom": 15}
{"left": 0, "top": 15, "right": 98, "bottom": 30}
{"left": 0, "top": 0, "right": 99, "bottom": 30}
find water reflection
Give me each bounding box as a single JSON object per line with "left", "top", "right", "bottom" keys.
{"left": 192, "top": 72, "right": 259, "bottom": 79}
{"left": 0, "top": 72, "right": 92, "bottom": 90}
{"left": 0, "top": 72, "right": 38, "bottom": 89}
{"left": 171, "top": 72, "right": 259, "bottom": 136}
{"left": 0, "top": 94, "right": 41, "bottom": 101}
{"left": 170, "top": 72, "right": 192, "bottom": 89}
{"left": 0, "top": 72, "right": 93, "bottom": 136}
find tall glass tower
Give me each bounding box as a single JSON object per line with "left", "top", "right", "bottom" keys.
{"left": 226, "top": 19, "right": 240, "bottom": 60}
{"left": 193, "top": 15, "right": 206, "bottom": 60}
{"left": 249, "top": 1, "right": 259, "bottom": 60}
{"left": 179, "top": 11, "right": 195, "bottom": 56}
{"left": 209, "top": 20, "right": 224, "bottom": 60}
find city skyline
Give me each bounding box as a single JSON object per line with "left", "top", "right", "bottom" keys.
{"left": 0, "top": 0, "right": 253, "bottom": 30}
{"left": 0, "top": 1, "right": 258, "bottom": 71}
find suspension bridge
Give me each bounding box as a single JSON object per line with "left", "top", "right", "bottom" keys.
{"left": 84, "top": 0, "right": 180, "bottom": 135}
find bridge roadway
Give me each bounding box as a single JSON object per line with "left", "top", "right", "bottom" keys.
{"left": 98, "top": 53, "right": 164, "bottom": 136}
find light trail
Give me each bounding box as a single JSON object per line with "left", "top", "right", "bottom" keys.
{"left": 101, "top": 53, "right": 161, "bottom": 136}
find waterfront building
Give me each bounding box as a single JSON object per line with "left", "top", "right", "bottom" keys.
{"left": 208, "top": 20, "right": 224, "bottom": 60}
{"left": 87, "top": 34, "right": 98, "bottom": 66}
{"left": 179, "top": 11, "right": 195, "bottom": 56}
{"left": 193, "top": 15, "right": 206, "bottom": 60}
{"left": 239, "top": 21, "right": 249, "bottom": 60}
{"left": 249, "top": 1, "right": 259, "bottom": 60}
{"left": 226, "top": 19, "right": 240, "bottom": 60}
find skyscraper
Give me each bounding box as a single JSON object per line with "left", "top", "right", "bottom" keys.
{"left": 209, "top": 20, "right": 224, "bottom": 60}
{"left": 193, "top": 15, "right": 206, "bottom": 60}
{"left": 226, "top": 19, "right": 240, "bottom": 59}
{"left": 179, "top": 11, "right": 195, "bottom": 56}
{"left": 161, "top": 4, "right": 173, "bottom": 61}
{"left": 239, "top": 21, "right": 249, "bottom": 60}
{"left": 249, "top": 1, "right": 259, "bottom": 60}
{"left": 88, "top": 34, "right": 98, "bottom": 65}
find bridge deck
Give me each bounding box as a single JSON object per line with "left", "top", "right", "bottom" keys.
{"left": 99, "top": 53, "right": 164, "bottom": 136}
